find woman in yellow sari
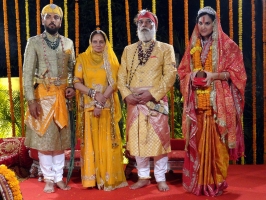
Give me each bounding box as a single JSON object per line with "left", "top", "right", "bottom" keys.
{"left": 73, "top": 30, "right": 128, "bottom": 191}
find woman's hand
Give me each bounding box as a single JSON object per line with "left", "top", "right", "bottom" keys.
{"left": 93, "top": 107, "right": 102, "bottom": 117}
{"left": 94, "top": 92, "right": 107, "bottom": 105}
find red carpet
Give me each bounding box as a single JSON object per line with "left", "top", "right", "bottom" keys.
{"left": 20, "top": 165, "right": 266, "bottom": 200}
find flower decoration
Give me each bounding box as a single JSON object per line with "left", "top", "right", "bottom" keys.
{"left": 125, "top": 0, "right": 131, "bottom": 44}
{"left": 75, "top": 0, "right": 79, "bottom": 56}
{"left": 64, "top": 49, "right": 72, "bottom": 54}
{"left": 0, "top": 165, "right": 22, "bottom": 200}
{"left": 184, "top": 0, "right": 189, "bottom": 47}
{"left": 64, "top": 0, "right": 68, "bottom": 37}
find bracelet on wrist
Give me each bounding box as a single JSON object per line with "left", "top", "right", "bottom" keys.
{"left": 95, "top": 101, "right": 104, "bottom": 109}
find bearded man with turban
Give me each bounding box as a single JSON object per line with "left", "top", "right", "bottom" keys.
{"left": 23, "top": 4, "right": 75, "bottom": 193}
{"left": 117, "top": 9, "right": 177, "bottom": 191}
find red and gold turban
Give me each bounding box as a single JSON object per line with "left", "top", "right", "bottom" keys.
{"left": 137, "top": 9, "right": 158, "bottom": 28}
{"left": 41, "top": 4, "right": 63, "bottom": 18}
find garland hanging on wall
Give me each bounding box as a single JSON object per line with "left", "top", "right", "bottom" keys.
{"left": 25, "top": 0, "right": 30, "bottom": 39}
{"left": 251, "top": 0, "right": 256, "bottom": 164}
{"left": 229, "top": 0, "right": 233, "bottom": 39}
{"left": 95, "top": 0, "right": 100, "bottom": 30}
{"left": 200, "top": 0, "right": 204, "bottom": 8}
{"left": 216, "top": 0, "right": 220, "bottom": 18}
{"left": 75, "top": 0, "right": 79, "bottom": 56}
{"left": 263, "top": 0, "right": 266, "bottom": 164}
{"left": 152, "top": 0, "right": 156, "bottom": 14}
{"left": 36, "top": 0, "right": 41, "bottom": 34}
{"left": 184, "top": 0, "right": 189, "bottom": 47}
{"left": 138, "top": 0, "right": 142, "bottom": 11}
{"left": 3, "top": 0, "right": 16, "bottom": 137}
{"left": 125, "top": 0, "right": 131, "bottom": 45}
{"left": 64, "top": 0, "right": 68, "bottom": 38}
{"left": 15, "top": 0, "right": 25, "bottom": 137}
{"left": 238, "top": 0, "right": 243, "bottom": 50}
{"left": 168, "top": 0, "right": 174, "bottom": 138}
{"left": 108, "top": 0, "right": 113, "bottom": 47}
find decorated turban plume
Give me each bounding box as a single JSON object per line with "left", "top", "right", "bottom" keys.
{"left": 41, "top": 4, "right": 63, "bottom": 18}
{"left": 197, "top": 6, "right": 216, "bottom": 16}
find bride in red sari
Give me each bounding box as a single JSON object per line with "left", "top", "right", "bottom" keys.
{"left": 177, "top": 6, "right": 246, "bottom": 196}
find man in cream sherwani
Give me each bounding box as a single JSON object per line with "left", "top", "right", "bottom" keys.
{"left": 117, "top": 9, "right": 177, "bottom": 192}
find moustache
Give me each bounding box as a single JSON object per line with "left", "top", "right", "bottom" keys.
{"left": 49, "top": 23, "right": 56, "bottom": 26}
{"left": 140, "top": 27, "right": 150, "bottom": 32}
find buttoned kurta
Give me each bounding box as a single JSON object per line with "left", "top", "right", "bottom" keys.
{"left": 23, "top": 32, "right": 75, "bottom": 151}
{"left": 118, "top": 41, "right": 177, "bottom": 157}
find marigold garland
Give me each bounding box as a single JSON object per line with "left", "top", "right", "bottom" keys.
{"left": 152, "top": 0, "right": 156, "bottom": 15}
{"left": 95, "top": 0, "right": 100, "bottom": 30}
{"left": 263, "top": 0, "right": 266, "bottom": 164}
{"left": 15, "top": 0, "right": 25, "bottom": 137}
{"left": 138, "top": 0, "right": 142, "bottom": 11}
{"left": 25, "top": 0, "right": 30, "bottom": 39}
{"left": 3, "top": 0, "right": 16, "bottom": 136}
{"left": 251, "top": 0, "right": 256, "bottom": 164}
{"left": 75, "top": 0, "right": 79, "bottom": 56}
{"left": 184, "top": 0, "right": 189, "bottom": 47}
{"left": 229, "top": 0, "right": 233, "bottom": 39}
{"left": 238, "top": 0, "right": 243, "bottom": 50}
{"left": 191, "top": 39, "right": 212, "bottom": 115}
{"left": 200, "top": 0, "right": 204, "bottom": 9}
{"left": 168, "top": 0, "right": 174, "bottom": 138}
{"left": 36, "top": 0, "right": 41, "bottom": 34}
{"left": 108, "top": 0, "right": 113, "bottom": 47}
{"left": 64, "top": 0, "right": 68, "bottom": 38}
{"left": 125, "top": 0, "right": 131, "bottom": 44}
{"left": 0, "top": 165, "right": 22, "bottom": 200}
{"left": 216, "top": 0, "right": 220, "bottom": 18}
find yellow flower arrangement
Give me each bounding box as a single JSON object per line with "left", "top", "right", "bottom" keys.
{"left": 191, "top": 38, "right": 212, "bottom": 115}
{"left": 0, "top": 165, "right": 22, "bottom": 200}
{"left": 184, "top": 0, "right": 189, "bottom": 46}
{"left": 125, "top": 0, "right": 131, "bottom": 44}
{"left": 64, "top": 49, "right": 72, "bottom": 55}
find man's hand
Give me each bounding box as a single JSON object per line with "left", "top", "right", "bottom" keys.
{"left": 125, "top": 94, "right": 139, "bottom": 105}
{"left": 136, "top": 90, "right": 154, "bottom": 104}
{"left": 29, "top": 102, "right": 41, "bottom": 119}
{"left": 65, "top": 87, "right": 76, "bottom": 99}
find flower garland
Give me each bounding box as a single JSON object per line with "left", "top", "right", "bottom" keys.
{"left": 168, "top": 0, "right": 174, "bottom": 138}
{"left": 15, "top": 0, "right": 25, "bottom": 137}
{"left": 75, "top": 0, "right": 79, "bottom": 56}
{"left": 108, "top": 0, "right": 113, "bottom": 47}
{"left": 263, "top": 0, "right": 266, "bottom": 164}
{"left": 229, "top": 0, "right": 233, "bottom": 39}
{"left": 0, "top": 165, "right": 22, "bottom": 200}
{"left": 25, "top": 0, "right": 30, "bottom": 39}
{"left": 152, "top": 0, "right": 156, "bottom": 15}
{"left": 36, "top": 0, "right": 41, "bottom": 34}
{"left": 251, "top": 0, "right": 256, "bottom": 164}
{"left": 95, "top": 0, "right": 100, "bottom": 30}
{"left": 191, "top": 39, "right": 212, "bottom": 115}
{"left": 64, "top": 0, "right": 68, "bottom": 38}
{"left": 125, "top": 0, "right": 131, "bottom": 44}
{"left": 184, "top": 0, "right": 189, "bottom": 47}
{"left": 138, "top": 0, "right": 142, "bottom": 11}
{"left": 238, "top": 0, "right": 243, "bottom": 50}
{"left": 216, "top": 0, "right": 220, "bottom": 18}
{"left": 200, "top": 0, "right": 204, "bottom": 8}
{"left": 3, "top": 0, "right": 16, "bottom": 136}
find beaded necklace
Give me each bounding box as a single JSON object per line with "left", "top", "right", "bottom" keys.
{"left": 127, "top": 40, "right": 155, "bottom": 88}
{"left": 43, "top": 36, "right": 60, "bottom": 50}
{"left": 41, "top": 32, "right": 65, "bottom": 88}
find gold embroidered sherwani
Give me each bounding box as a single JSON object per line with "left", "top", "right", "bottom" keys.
{"left": 23, "top": 32, "right": 75, "bottom": 151}
{"left": 117, "top": 40, "right": 177, "bottom": 157}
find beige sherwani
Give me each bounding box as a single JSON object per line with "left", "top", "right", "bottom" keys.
{"left": 117, "top": 40, "right": 176, "bottom": 157}
{"left": 23, "top": 32, "right": 75, "bottom": 151}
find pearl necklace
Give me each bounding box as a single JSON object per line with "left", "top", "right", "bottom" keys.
{"left": 41, "top": 33, "right": 65, "bottom": 88}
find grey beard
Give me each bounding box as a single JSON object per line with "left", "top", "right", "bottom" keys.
{"left": 137, "top": 27, "right": 156, "bottom": 42}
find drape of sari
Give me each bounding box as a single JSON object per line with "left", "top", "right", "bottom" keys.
{"left": 74, "top": 30, "right": 127, "bottom": 190}
{"left": 177, "top": 8, "right": 247, "bottom": 196}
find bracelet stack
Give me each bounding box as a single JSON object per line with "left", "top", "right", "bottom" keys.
{"left": 95, "top": 101, "right": 104, "bottom": 109}
{"left": 88, "top": 89, "right": 96, "bottom": 99}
